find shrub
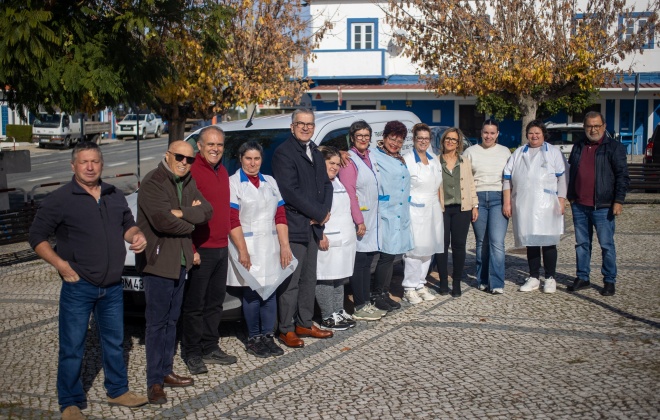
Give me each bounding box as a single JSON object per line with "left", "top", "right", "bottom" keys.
{"left": 5, "top": 125, "right": 32, "bottom": 143}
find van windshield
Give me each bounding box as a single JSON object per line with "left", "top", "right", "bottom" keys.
{"left": 33, "top": 114, "right": 62, "bottom": 128}
{"left": 123, "top": 114, "right": 147, "bottom": 121}
{"left": 187, "top": 128, "right": 291, "bottom": 176}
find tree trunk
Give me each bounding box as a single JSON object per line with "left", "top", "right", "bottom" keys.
{"left": 167, "top": 104, "right": 187, "bottom": 145}
{"left": 519, "top": 95, "right": 539, "bottom": 145}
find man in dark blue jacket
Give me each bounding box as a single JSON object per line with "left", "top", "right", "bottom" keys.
{"left": 272, "top": 109, "right": 334, "bottom": 347}
{"left": 567, "top": 111, "right": 630, "bottom": 296}
{"left": 29, "top": 142, "right": 148, "bottom": 419}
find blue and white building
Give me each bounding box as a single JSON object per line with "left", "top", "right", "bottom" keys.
{"left": 303, "top": 0, "right": 660, "bottom": 152}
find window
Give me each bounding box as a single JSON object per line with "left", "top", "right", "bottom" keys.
{"left": 620, "top": 13, "right": 655, "bottom": 49}
{"left": 347, "top": 19, "right": 378, "bottom": 50}
{"left": 353, "top": 23, "right": 373, "bottom": 49}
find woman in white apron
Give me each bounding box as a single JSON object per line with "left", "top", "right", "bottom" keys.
{"left": 228, "top": 142, "right": 296, "bottom": 358}
{"left": 402, "top": 123, "right": 444, "bottom": 304}
{"left": 315, "top": 146, "right": 357, "bottom": 330}
{"left": 503, "top": 120, "right": 568, "bottom": 294}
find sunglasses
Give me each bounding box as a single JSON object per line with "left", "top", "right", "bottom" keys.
{"left": 168, "top": 151, "right": 195, "bottom": 165}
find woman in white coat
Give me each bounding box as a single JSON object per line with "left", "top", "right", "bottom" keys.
{"left": 315, "top": 146, "right": 357, "bottom": 330}
{"left": 503, "top": 120, "right": 568, "bottom": 294}
{"left": 402, "top": 123, "right": 444, "bottom": 304}
{"left": 227, "top": 142, "right": 295, "bottom": 358}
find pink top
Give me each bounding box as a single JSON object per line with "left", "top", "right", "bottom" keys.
{"left": 338, "top": 147, "right": 373, "bottom": 226}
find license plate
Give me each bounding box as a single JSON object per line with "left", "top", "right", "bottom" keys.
{"left": 122, "top": 126, "right": 132, "bottom": 131}
{"left": 40, "top": 138, "right": 50, "bottom": 143}
{"left": 122, "top": 276, "right": 143, "bottom": 291}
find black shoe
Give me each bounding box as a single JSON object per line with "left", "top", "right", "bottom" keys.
{"left": 337, "top": 310, "right": 357, "bottom": 328}
{"left": 185, "top": 356, "right": 208, "bottom": 375}
{"left": 451, "top": 288, "right": 462, "bottom": 297}
{"left": 600, "top": 282, "right": 616, "bottom": 296}
{"left": 438, "top": 279, "right": 450, "bottom": 295}
{"left": 320, "top": 314, "right": 350, "bottom": 331}
{"left": 567, "top": 278, "right": 591, "bottom": 292}
{"left": 246, "top": 336, "right": 271, "bottom": 358}
{"left": 382, "top": 292, "right": 401, "bottom": 310}
{"left": 202, "top": 348, "right": 237, "bottom": 365}
{"left": 262, "top": 334, "right": 285, "bottom": 356}
{"left": 372, "top": 295, "right": 393, "bottom": 312}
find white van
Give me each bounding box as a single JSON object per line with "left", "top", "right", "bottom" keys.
{"left": 184, "top": 110, "right": 422, "bottom": 175}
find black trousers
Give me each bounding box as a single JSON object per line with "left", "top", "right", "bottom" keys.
{"left": 350, "top": 251, "right": 377, "bottom": 310}
{"left": 180, "top": 247, "right": 228, "bottom": 359}
{"left": 527, "top": 245, "right": 557, "bottom": 278}
{"left": 277, "top": 233, "right": 318, "bottom": 333}
{"left": 436, "top": 205, "right": 472, "bottom": 283}
{"left": 372, "top": 252, "right": 396, "bottom": 296}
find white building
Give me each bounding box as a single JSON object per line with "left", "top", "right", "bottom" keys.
{"left": 304, "top": 0, "right": 660, "bottom": 151}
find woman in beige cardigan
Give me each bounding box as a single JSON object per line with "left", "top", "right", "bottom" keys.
{"left": 436, "top": 128, "right": 478, "bottom": 297}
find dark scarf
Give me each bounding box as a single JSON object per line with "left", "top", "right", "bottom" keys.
{"left": 377, "top": 140, "right": 406, "bottom": 166}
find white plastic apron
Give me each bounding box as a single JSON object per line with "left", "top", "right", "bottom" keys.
{"left": 511, "top": 149, "right": 564, "bottom": 247}
{"left": 317, "top": 179, "right": 357, "bottom": 280}
{"left": 406, "top": 155, "right": 444, "bottom": 257}
{"left": 227, "top": 175, "right": 297, "bottom": 299}
{"left": 348, "top": 150, "right": 382, "bottom": 253}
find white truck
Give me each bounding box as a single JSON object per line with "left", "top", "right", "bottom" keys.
{"left": 32, "top": 112, "right": 112, "bottom": 149}
{"left": 115, "top": 113, "right": 163, "bottom": 140}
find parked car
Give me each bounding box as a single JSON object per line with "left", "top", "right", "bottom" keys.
{"left": 116, "top": 113, "right": 163, "bottom": 140}
{"left": 123, "top": 110, "right": 422, "bottom": 317}
{"left": 184, "top": 110, "right": 422, "bottom": 175}
{"left": 429, "top": 126, "right": 473, "bottom": 156}
{"left": 644, "top": 123, "right": 660, "bottom": 164}
{"left": 544, "top": 122, "right": 586, "bottom": 158}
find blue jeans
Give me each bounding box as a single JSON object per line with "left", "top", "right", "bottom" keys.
{"left": 472, "top": 191, "right": 509, "bottom": 290}
{"left": 58, "top": 280, "right": 127, "bottom": 411}
{"left": 571, "top": 203, "right": 617, "bottom": 283}
{"left": 144, "top": 268, "right": 186, "bottom": 388}
{"left": 242, "top": 287, "right": 277, "bottom": 338}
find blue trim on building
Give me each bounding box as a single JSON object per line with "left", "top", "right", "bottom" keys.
{"left": 1, "top": 106, "right": 7, "bottom": 136}
{"left": 347, "top": 18, "right": 379, "bottom": 50}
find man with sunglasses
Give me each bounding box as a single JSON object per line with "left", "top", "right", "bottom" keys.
{"left": 136, "top": 140, "right": 213, "bottom": 404}
{"left": 271, "top": 108, "right": 334, "bottom": 348}
{"left": 180, "top": 126, "right": 237, "bottom": 375}
{"left": 567, "top": 111, "right": 629, "bottom": 296}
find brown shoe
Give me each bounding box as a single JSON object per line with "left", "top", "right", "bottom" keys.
{"left": 278, "top": 331, "right": 304, "bottom": 348}
{"left": 295, "top": 324, "right": 333, "bottom": 339}
{"left": 164, "top": 372, "right": 194, "bottom": 388}
{"left": 107, "top": 390, "right": 148, "bottom": 407}
{"left": 147, "top": 384, "right": 167, "bottom": 405}
{"left": 61, "top": 406, "right": 85, "bottom": 420}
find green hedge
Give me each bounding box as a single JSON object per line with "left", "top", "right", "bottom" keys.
{"left": 5, "top": 125, "right": 33, "bottom": 143}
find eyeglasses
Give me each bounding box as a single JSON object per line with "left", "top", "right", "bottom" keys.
{"left": 293, "top": 121, "right": 315, "bottom": 129}
{"left": 585, "top": 124, "right": 603, "bottom": 131}
{"left": 354, "top": 134, "right": 371, "bottom": 140}
{"left": 168, "top": 151, "right": 195, "bottom": 165}
{"left": 415, "top": 137, "right": 431, "bottom": 142}
{"left": 444, "top": 137, "right": 459, "bottom": 143}
{"left": 386, "top": 136, "right": 404, "bottom": 145}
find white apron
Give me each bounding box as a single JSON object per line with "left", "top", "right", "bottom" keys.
{"left": 317, "top": 178, "right": 357, "bottom": 280}
{"left": 347, "top": 149, "right": 381, "bottom": 253}
{"left": 227, "top": 170, "right": 297, "bottom": 299}
{"left": 404, "top": 150, "right": 444, "bottom": 257}
{"left": 509, "top": 145, "right": 564, "bottom": 247}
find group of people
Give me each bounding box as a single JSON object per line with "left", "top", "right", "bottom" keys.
{"left": 28, "top": 109, "right": 629, "bottom": 420}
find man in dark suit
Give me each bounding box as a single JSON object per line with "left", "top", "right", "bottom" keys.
{"left": 272, "top": 109, "right": 334, "bottom": 347}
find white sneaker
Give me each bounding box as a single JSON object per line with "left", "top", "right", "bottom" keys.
{"left": 478, "top": 283, "right": 488, "bottom": 291}
{"left": 543, "top": 276, "right": 557, "bottom": 294}
{"left": 415, "top": 287, "right": 436, "bottom": 301}
{"left": 519, "top": 277, "right": 540, "bottom": 292}
{"left": 491, "top": 288, "right": 504, "bottom": 294}
{"left": 404, "top": 289, "right": 423, "bottom": 304}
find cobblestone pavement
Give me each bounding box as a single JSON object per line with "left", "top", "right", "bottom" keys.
{"left": 1, "top": 204, "right": 659, "bottom": 419}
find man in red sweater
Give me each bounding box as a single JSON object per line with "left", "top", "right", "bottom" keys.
{"left": 181, "top": 126, "right": 237, "bottom": 375}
